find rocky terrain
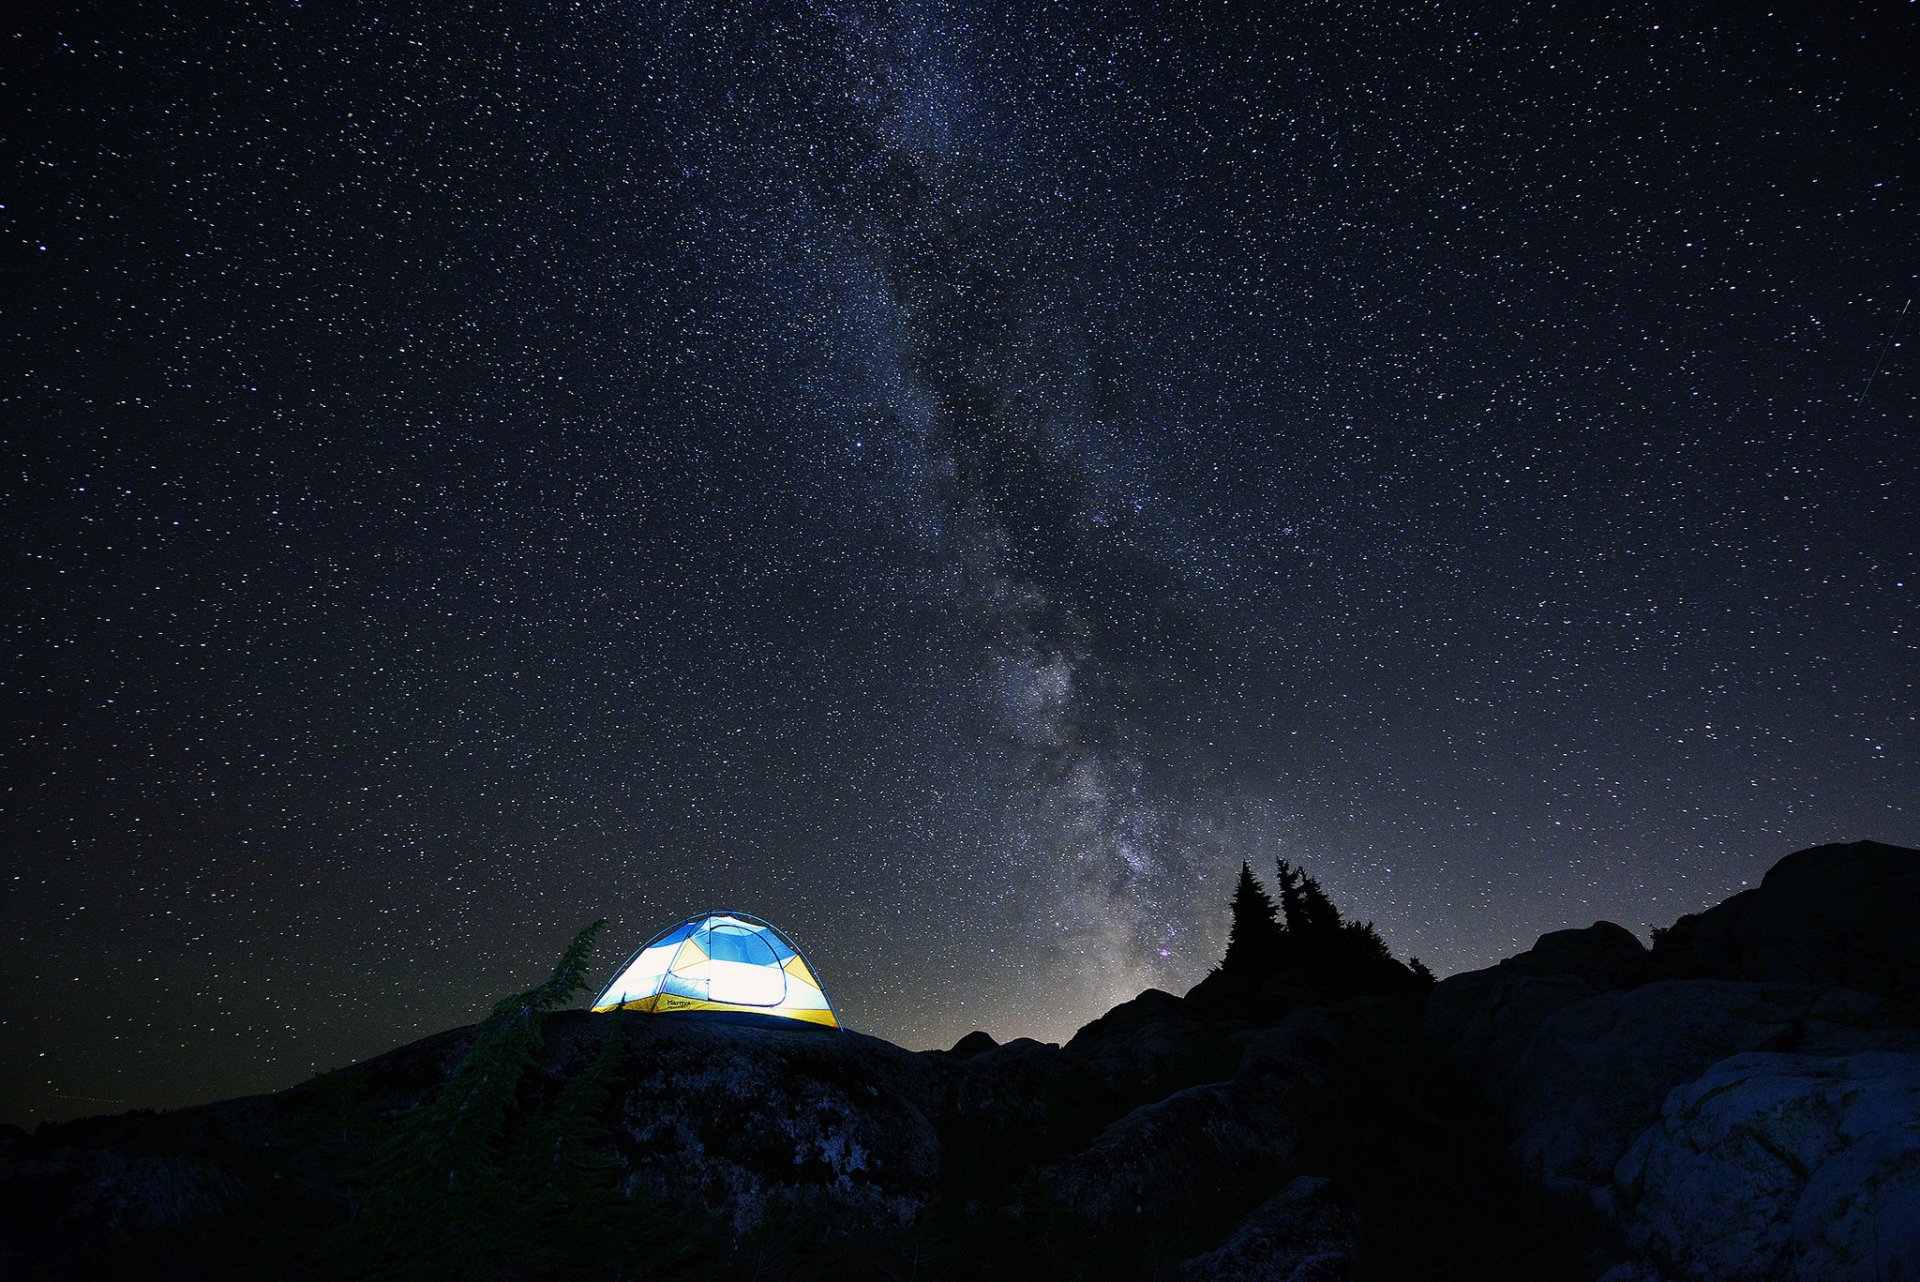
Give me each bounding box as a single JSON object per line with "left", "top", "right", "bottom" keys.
{"left": 2, "top": 839, "right": 1915, "bottom": 1281}
{"left": 1427, "top": 839, "right": 1920, "bottom": 1282}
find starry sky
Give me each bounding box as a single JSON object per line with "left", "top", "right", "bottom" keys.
{"left": 5, "top": 1, "right": 1916, "bottom": 1125}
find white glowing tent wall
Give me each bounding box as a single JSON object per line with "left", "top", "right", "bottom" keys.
{"left": 590, "top": 911, "right": 839, "bottom": 1029}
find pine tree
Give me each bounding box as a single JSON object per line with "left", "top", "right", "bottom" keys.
{"left": 1339, "top": 917, "right": 1396, "bottom": 967}
{"left": 1222, "top": 861, "right": 1284, "bottom": 973}
{"left": 1272, "top": 857, "right": 1433, "bottom": 989}
{"left": 1296, "top": 872, "right": 1344, "bottom": 942}
{"left": 349, "top": 920, "right": 608, "bottom": 1281}
{"left": 508, "top": 1026, "right": 640, "bottom": 1271}
{"left": 1275, "top": 858, "right": 1305, "bottom": 935}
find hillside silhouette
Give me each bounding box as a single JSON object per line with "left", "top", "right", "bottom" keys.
{"left": 2, "top": 841, "right": 1916, "bottom": 1281}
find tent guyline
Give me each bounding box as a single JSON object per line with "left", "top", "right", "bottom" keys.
{"left": 589, "top": 911, "right": 840, "bottom": 1030}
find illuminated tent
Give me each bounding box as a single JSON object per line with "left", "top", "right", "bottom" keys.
{"left": 589, "top": 911, "right": 839, "bottom": 1030}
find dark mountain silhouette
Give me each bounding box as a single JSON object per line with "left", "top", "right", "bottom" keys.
{"left": 3, "top": 840, "right": 1916, "bottom": 1281}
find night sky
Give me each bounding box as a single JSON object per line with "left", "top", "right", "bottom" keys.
{"left": 6, "top": 2, "right": 1915, "bottom": 1125}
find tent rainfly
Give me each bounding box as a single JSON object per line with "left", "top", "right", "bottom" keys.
{"left": 589, "top": 911, "right": 839, "bottom": 1029}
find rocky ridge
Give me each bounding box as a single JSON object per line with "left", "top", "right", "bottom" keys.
{"left": 1426, "top": 840, "right": 1920, "bottom": 1281}
{"left": 2, "top": 839, "right": 1916, "bottom": 1281}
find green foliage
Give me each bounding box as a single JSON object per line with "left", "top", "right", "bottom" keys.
{"left": 507, "top": 1025, "right": 627, "bottom": 1248}
{"left": 291, "top": 1066, "right": 379, "bottom": 1152}
{"left": 502, "top": 1023, "right": 689, "bottom": 1274}
{"left": 340, "top": 919, "right": 687, "bottom": 1281}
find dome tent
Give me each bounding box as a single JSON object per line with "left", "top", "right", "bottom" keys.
{"left": 589, "top": 911, "right": 839, "bottom": 1029}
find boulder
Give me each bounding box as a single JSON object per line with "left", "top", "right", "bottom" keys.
{"left": 1431, "top": 972, "right": 1605, "bottom": 1096}
{"left": 1063, "top": 988, "right": 1219, "bottom": 1098}
{"left": 947, "top": 1030, "right": 999, "bottom": 1059}
{"left": 1493, "top": 981, "right": 1920, "bottom": 1203}
{"left": 931, "top": 1033, "right": 1114, "bottom": 1184}
{"left": 936, "top": 1034, "right": 1088, "bottom": 1124}
{"left": 591, "top": 1014, "right": 944, "bottom": 1235}
{"left": 1653, "top": 841, "right": 1920, "bottom": 1002}
{"left": 1177, "top": 1175, "right": 1359, "bottom": 1281}
{"left": 1034, "top": 1078, "right": 1298, "bottom": 1227}
{"left": 1425, "top": 922, "right": 1655, "bottom": 1110}
{"left": 1523, "top": 921, "right": 1657, "bottom": 989}
{"left": 1423, "top": 843, "right": 1920, "bottom": 1281}
{"left": 1425, "top": 920, "right": 1650, "bottom": 1048}
{"left": 1596, "top": 1266, "right": 1671, "bottom": 1282}
{"left": 1235, "top": 1007, "right": 1342, "bottom": 1084}
{"left": 1613, "top": 1051, "right": 1920, "bottom": 1282}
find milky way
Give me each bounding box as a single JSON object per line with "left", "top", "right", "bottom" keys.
{"left": 5, "top": 2, "right": 1916, "bottom": 1123}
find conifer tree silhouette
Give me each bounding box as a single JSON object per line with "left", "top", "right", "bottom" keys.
{"left": 1276, "top": 859, "right": 1305, "bottom": 935}
{"left": 1223, "top": 860, "right": 1285, "bottom": 973}
{"left": 342, "top": 919, "right": 682, "bottom": 1280}
{"left": 1296, "top": 869, "right": 1344, "bottom": 942}
{"left": 1267, "top": 857, "right": 1420, "bottom": 988}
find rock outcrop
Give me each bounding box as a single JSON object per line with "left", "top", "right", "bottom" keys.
{"left": 1425, "top": 840, "right": 1920, "bottom": 1282}
{"left": 1034, "top": 1077, "right": 1299, "bottom": 1227}
{"left": 1176, "top": 1176, "right": 1359, "bottom": 1281}
{"left": 1501, "top": 980, "right": 1919, "bottom": 1202}
{"left": 1425, "top": 919, "right": 1652, "bottom": 1101}
{"left": 1061, "top": 987, "right": 1222, "bottom": 1100}
{"left": 1614, "top": 1051, "right": 1920, "bottom": 1282}
{"left": 5, "top": 839, "right": 1915, "bottom": 1282}
{"left": 947, "top": 1029, "right": 1000, "bottom": 1059}
{"left": 597, "top": 1016, "right": 944, "bottom": 1234}
{"left": 1651, "top": 840, "right": 1920, "bottom": 1002}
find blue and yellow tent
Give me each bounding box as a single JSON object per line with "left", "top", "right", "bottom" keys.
{"left": 590, "top": 911, "right": 839, "bottom": 1029}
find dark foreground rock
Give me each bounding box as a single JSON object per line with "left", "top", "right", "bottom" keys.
{"left": 1651, "top": 840, "right": 1920, "bottom": 1001}
{"left": 5, "top": 839, "right": 1915, "bottom": 1281}
{"left": 598, "top": 1018, "right": 944, "bottom": 1234}
{"left": 1615, "top": 1051, "right": 1920, "bottom": 1282}
{"left": 1034, "top": 1077, "right": 1299, "bottom": 1227}
{"left": 1176, "top": 1176, "right": 1359, "bottom": 1281}
{"left": 1425, "top": 840, "right": 1920, "bottom": 1282}
{"left": 0, "top": 988, "right": 1517, "bottom": 1280}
